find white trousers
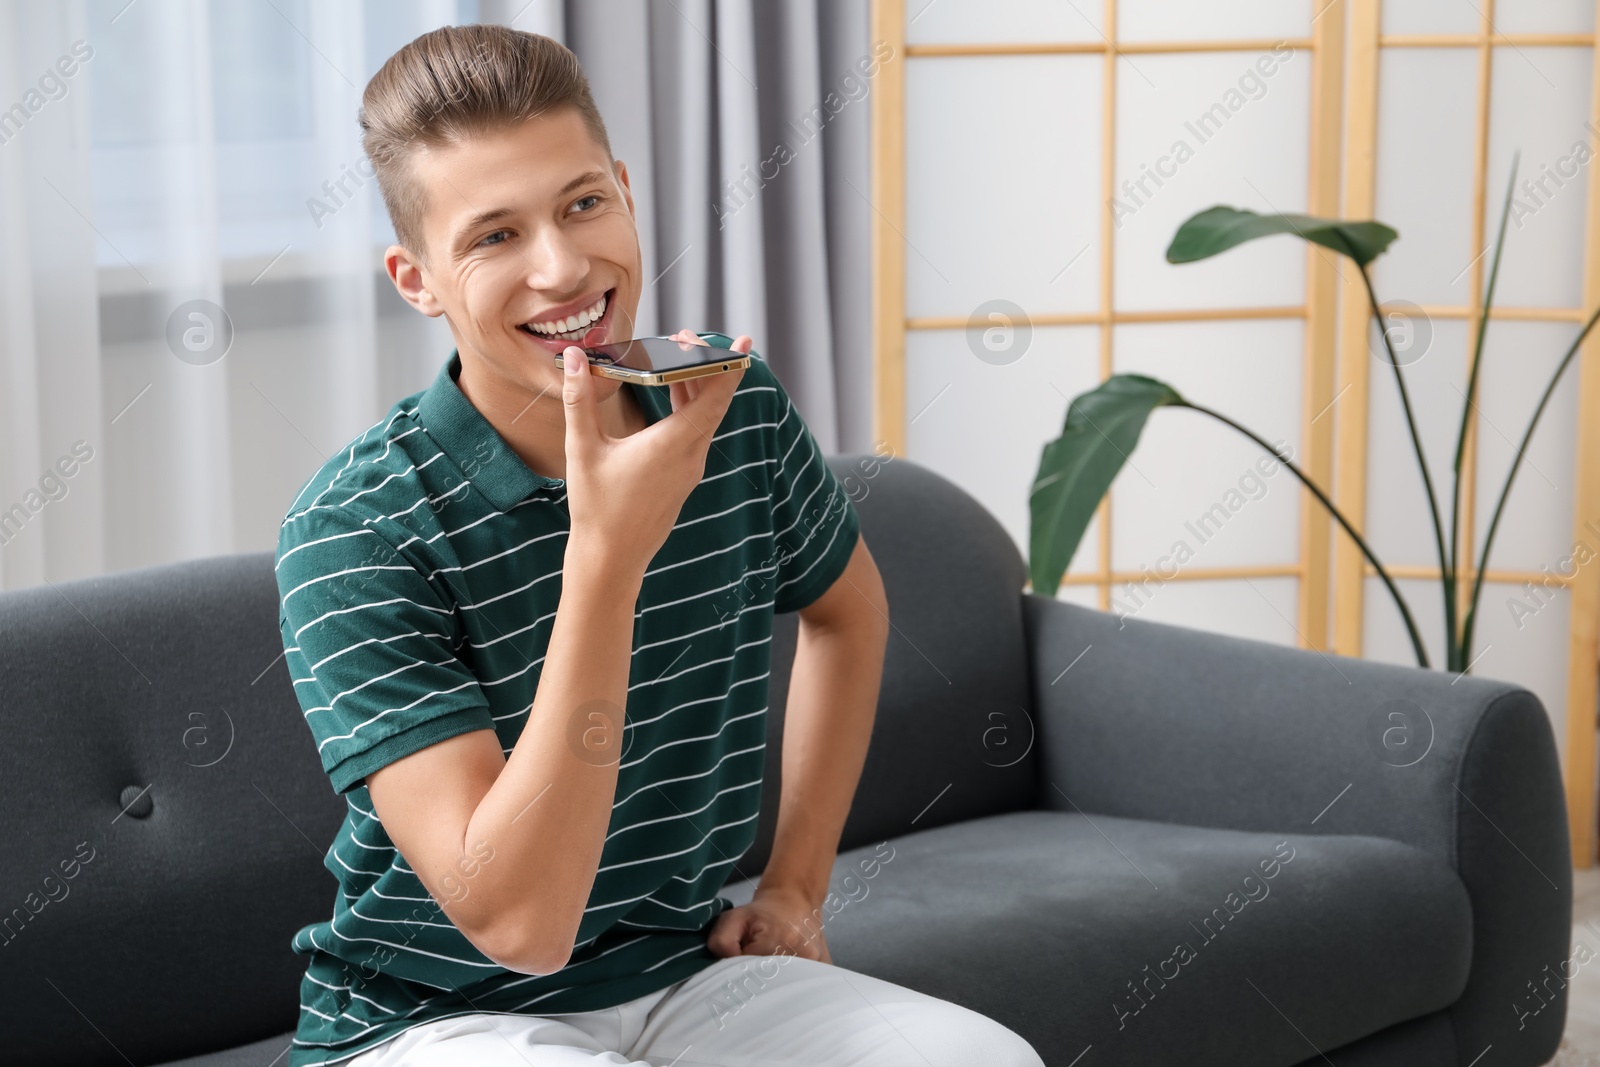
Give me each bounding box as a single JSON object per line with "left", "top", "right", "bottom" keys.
{"left": 343, "top": 954, "right": 1045, "bottom": 1067}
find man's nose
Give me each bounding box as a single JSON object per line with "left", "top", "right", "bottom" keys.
{"left": 525, "top": 224, "right": 589, "bottom": 292}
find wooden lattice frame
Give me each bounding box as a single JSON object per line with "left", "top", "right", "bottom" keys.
{"left": 870, "top": 0, "right": 1600, "bottom": 864}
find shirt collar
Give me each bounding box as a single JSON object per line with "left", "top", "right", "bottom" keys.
{"left": 415, "top": 350, "right": 669, "bottom": 512}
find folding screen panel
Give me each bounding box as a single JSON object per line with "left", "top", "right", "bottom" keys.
{"left": 871, "top": 0, "right": 1600, "bottom": 863}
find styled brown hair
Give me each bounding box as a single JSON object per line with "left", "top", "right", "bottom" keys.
{"left": 360, "top": 24, "right": 613, "bottom": 257}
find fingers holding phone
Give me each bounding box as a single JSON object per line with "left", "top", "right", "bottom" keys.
{"left": 560, "top": 333, "right": 751, "bottom": 583}
{"left": 666, "top": 328, "right": 751, "bottom": 413}
{"left": 560, "top": 344, "right": 602, "bottom": 463}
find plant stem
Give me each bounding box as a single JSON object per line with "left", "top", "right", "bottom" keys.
{"left": 1359, "top": 266, "right": 1453, "bottom": 671}
{"left": 1460, "top": 301, "right": 1600, "bottom": 663}
{"left": 1178, "top": 400, "right": 1431, "bottom": 669}
{"left": 1450, "top": 154, "right": 1519, "bottom": 672}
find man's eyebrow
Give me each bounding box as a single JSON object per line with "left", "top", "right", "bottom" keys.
{"left": 452, "top": 170, "right": 611, "bottom": 244}
{"left": 457, "top": 207, "right": 514, "bottom": 238}
{"left": 556, "top": 168, "right": 610, "bottom": 199}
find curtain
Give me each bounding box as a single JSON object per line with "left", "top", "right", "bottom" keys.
{"left": 1, "top": 0, "right": 104, "bottom": 590}
{"left": 558, "top": 0, "right": 874, "bottom": 454}
{"left": 0, "top": 0, "right": 872, "bottom": 592}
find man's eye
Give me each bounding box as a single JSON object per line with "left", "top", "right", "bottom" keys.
{"left": 572, "top": 195, "right": 601, "bottom": 213}
{"left": 479, "top": 230, "right": 511, "bottom": 247}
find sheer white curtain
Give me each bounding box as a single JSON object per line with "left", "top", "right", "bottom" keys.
{"left": 1, "top": 0, "right": 104, "bottom": 590}
{"left": 0, "top": 0, "right": 871, "bottom": 592}
{"left": 0, "top": 0, "right": 474, "bottom": 591}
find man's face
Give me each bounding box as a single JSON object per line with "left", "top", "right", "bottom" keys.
{"left": 391, "top": 106, "right": 641, "bottom": 397}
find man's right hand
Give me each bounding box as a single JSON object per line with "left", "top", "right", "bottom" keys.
{"left": 560, "top": 331, "right": 750, "bottom": 586}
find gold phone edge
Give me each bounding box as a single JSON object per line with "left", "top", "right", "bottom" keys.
{"left": 555, "top": 353, "right": 752, "bottom": 387}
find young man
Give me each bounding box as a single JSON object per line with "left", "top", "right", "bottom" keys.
{"left": 274, "top": 24, "right": 1044, "bottom": 1067}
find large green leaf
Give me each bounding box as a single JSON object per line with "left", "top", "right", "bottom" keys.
{"left": 1166, "top": 206, "right": 1399, "bottom": 267}
{"left": 1029, "top": 374, "right": 1185, "bottom": 597}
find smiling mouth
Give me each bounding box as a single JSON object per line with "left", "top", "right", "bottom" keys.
{"left": 517, "top": 288, "right": 617, "bottom": 353}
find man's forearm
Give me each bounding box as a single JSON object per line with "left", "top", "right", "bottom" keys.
{"left": 758, "top": 612, "right": 888, "bottom": 907}
{"left": 462, "top": 557, "right": 642, "bottom": 973}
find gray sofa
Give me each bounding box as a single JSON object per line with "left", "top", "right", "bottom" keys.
{"left": 0, "top": 454, "right": 1572, "bottom": 1066}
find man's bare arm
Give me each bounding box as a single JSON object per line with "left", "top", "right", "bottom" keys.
{"left": 368, "top": 559, "right": 641, "bottom": 975}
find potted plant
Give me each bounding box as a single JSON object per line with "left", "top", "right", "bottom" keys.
{"left": 1029, "top": 157, "right": 1600, "bottom": 672}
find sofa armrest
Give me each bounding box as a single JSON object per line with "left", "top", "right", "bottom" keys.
{"left": 1022, "top": 592, "right": 1572, "bottom": 1065}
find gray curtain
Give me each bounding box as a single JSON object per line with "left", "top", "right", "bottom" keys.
{"left": 489, "top": 0, "right": 874, "bottom": 455}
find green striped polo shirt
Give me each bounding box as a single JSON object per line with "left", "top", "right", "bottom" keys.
{"left": 273, "top": 332, "right": 860, "bottom": 1067}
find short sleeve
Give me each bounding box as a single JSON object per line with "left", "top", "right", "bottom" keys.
{"left": 275, "top": 508, "right": 495, "bottom": 796}
{"left": 700, "top": 333, "right": 861, "bottom": 614}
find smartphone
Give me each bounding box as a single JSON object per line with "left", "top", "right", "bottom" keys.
{"left": 553, "top": 336, "right": 751, "bottom": 386}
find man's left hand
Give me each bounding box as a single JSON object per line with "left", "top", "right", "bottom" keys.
{"left": 705, "top": 885, "right": 832, "bottom": 964}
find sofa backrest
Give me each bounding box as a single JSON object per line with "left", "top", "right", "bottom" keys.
{"left": 739, "top": 453, "right": 1038, "bottom": 876}
{"left": 0, "top": 454, "right": 1035, "bottom": 1063}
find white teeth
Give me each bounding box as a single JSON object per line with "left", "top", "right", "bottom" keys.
{"left": 530, "top": 293, "right": 606, "bottom": 335}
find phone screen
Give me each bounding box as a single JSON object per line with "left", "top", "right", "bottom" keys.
{"left": 579, "top": 336, "right": 732, "bottom": 374}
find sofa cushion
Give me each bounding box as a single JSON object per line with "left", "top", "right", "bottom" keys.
{"left": 150, "top": 1031, "right": 295, "bottom": 1067}
{"left": 722, "top": 810, "right": 1473, "bottom": 1067}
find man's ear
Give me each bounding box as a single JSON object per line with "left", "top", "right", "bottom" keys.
{"left": 613, "top": 159, "right": 636, "bottom": 220}
{"left": 386, "top": 244, "right": 444, "bottom": 318}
